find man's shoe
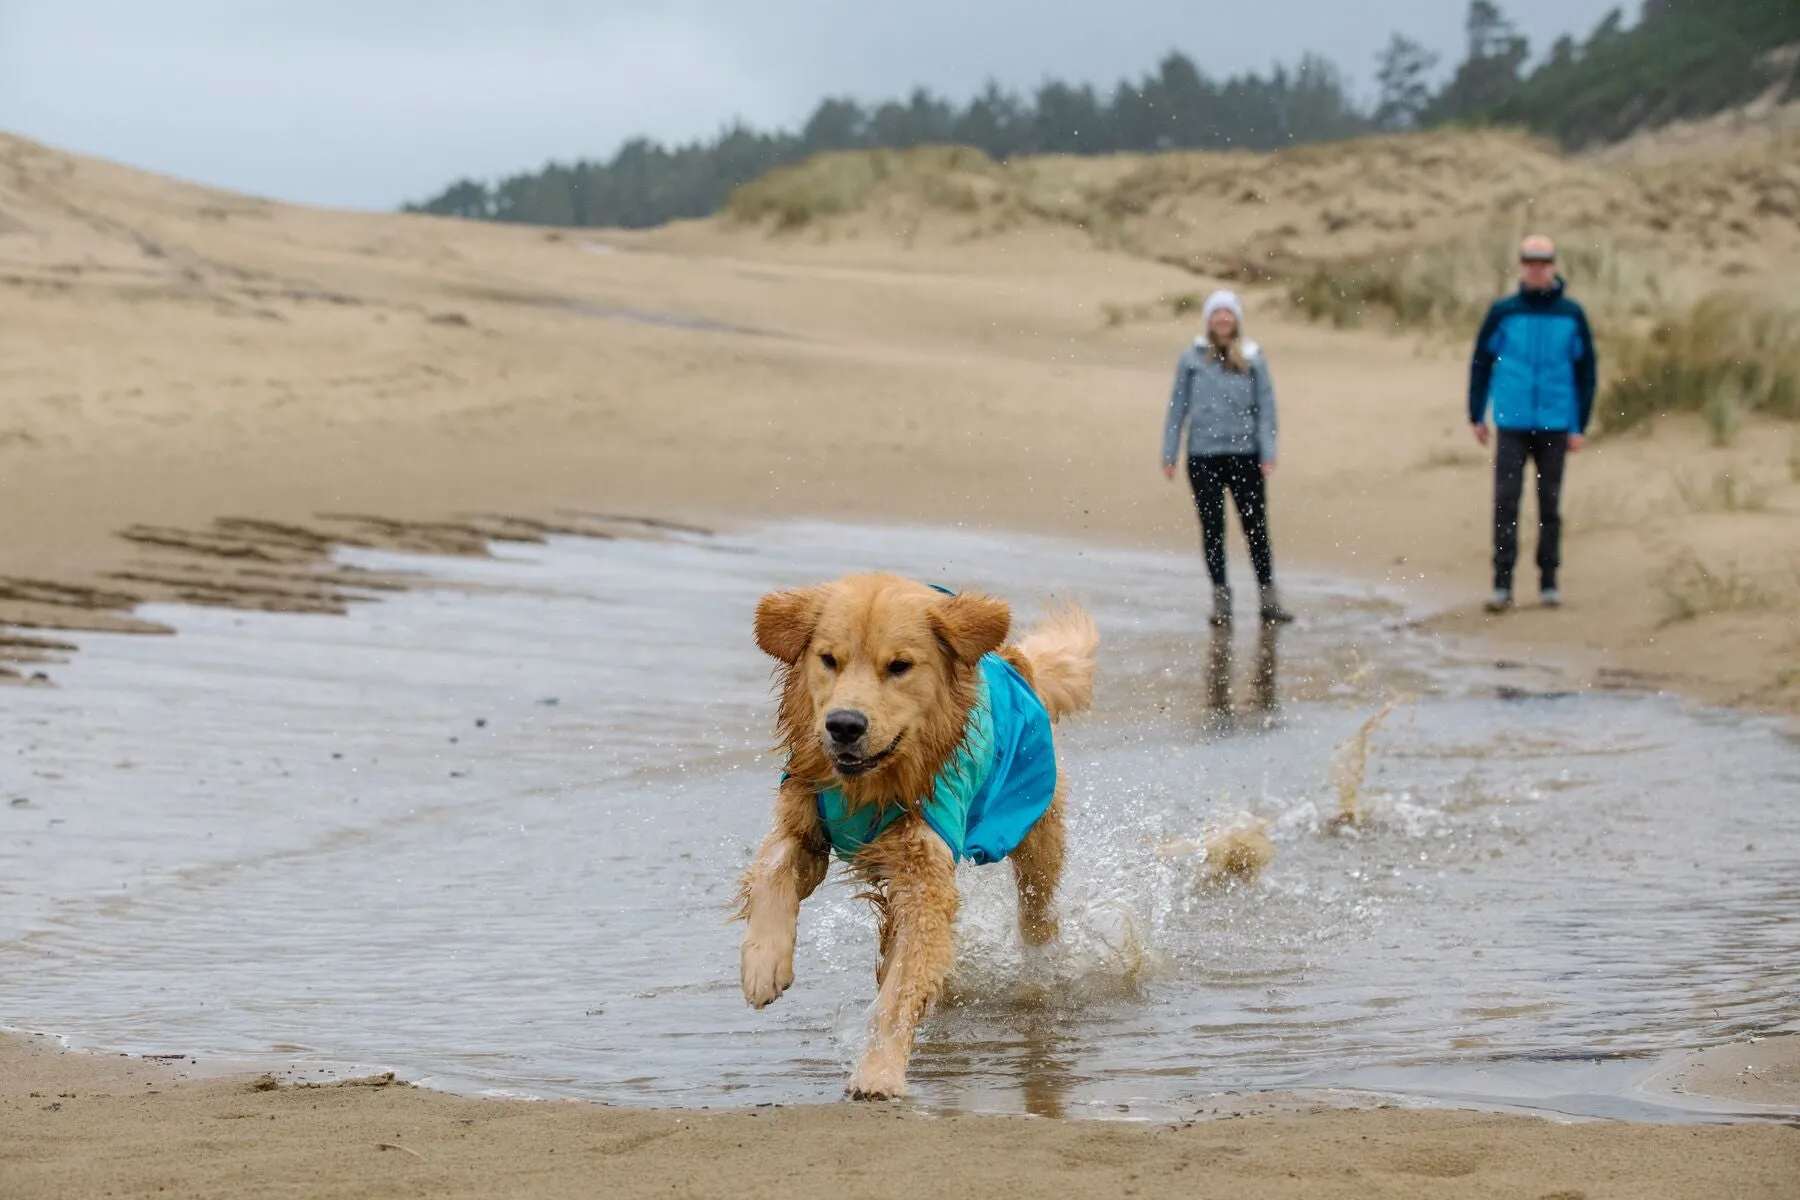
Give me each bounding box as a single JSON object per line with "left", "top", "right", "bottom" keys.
{"left": 1540, "top": 588, "right": 1562, "bottom": 608}
{"left": 1484, "top": 588, "right": 1514, "bottom": 613}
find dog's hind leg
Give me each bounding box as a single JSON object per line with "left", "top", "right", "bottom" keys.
{"left": 736, "top": 779, "right": 829, "bottom": 1010}
{"left": 848, "top": 821, "right": 958, "bottom": 1100}
{"left": 1010, "top": 786, "right": 1065, "bottom": 947}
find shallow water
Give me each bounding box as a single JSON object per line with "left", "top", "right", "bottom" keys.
{"left": 3, "top": 520, "right": 1797, "bottom": 1122}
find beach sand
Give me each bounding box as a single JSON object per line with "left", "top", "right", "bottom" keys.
{"left": 3, "top": 1032, "right": 1796, "bottom": 1200}
{"left": 2, "top": 128, "right": 1798, "bottom": 1195}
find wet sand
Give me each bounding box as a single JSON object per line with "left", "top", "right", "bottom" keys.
{"left": 3, "top": 1032, "right": 1797, "bottom": 1200}
{"left": 5, "top": 534, "right": 1798, "bottom": 1198}
{"left": 1641, "top": 1037, "right": 1800, "bottom": 1112}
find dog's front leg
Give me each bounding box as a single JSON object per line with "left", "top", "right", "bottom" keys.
{"left": 737, "top": 779, "right": 828, "bottom": 1009}
{"left": 848, "top": 821, "right": 958, "bottom": 1100}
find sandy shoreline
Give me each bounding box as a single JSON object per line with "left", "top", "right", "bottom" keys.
{"left": 4, "top": 131, "right": 1799, "bottom": 1195}
{"left": 3, "top": 1031, "right": 1795, "bottom": 1200}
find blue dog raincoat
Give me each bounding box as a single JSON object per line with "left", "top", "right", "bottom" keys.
{"left": 801, "top": 585, "right": 1058, "bottom": 866}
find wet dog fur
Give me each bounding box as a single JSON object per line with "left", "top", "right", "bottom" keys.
{"left": 733, "top": 572, "right": 1098, "bottom": 1099}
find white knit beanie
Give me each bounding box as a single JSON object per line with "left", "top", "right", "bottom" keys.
{"left": 1201, "top": 289, "right": 1244, "bottom": 326}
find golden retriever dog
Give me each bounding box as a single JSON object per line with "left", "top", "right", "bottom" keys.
{"left": 733, "top": 572, "right": 1099, "bottom": 1099}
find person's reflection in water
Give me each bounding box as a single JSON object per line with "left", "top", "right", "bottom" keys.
{"left": 1203, "top": 622, "right": 1282, "bottom": 734}
{"left": 1249, "top": 620, "right": 1279, "bottom": 714}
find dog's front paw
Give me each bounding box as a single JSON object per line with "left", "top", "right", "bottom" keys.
{"left": 846, "top": 1058, "right": 908, "bottom": 1101}
{"left": 740, "top": 937, "right": 795, "bottom": 1009}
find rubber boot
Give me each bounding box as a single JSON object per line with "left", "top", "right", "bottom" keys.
{"left": 1209, "top": 585, "right": 1233, "bottom": 628}
{"left": 1259, "top": 584, "right": 1295, "bottom": 624}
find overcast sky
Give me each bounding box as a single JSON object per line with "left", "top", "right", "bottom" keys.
{"left": 1, "top": 1, "right": 1626, "bottom": 211}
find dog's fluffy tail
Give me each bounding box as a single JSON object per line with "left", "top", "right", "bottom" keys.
{"left": 1012, "top": 601, "right": 1099, "bottom": 722}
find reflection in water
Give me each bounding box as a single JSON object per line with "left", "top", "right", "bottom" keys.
{"left": 1203, "top": 623, "right": 1281, "bottom": 734}
{"left": 918, "top": 1013, "right": 1080, "bottom": 1119}
{"left": 1015, "top": 1019, "right": 1078, "bottom": 1119}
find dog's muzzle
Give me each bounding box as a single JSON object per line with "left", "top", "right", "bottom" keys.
{"left": 823, "top": 711, "right": 902, "bottom": 778}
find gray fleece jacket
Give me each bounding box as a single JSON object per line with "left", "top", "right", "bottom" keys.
{"left": 1161, "top": 337, "right": 1278, "bottom": 465}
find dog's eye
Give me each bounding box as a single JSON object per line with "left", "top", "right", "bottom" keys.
{"left": 886, "top": 660, "right": 913, "bottom": 678}
{"left": 819, "top": 653, "right": 838, "bottom": 671}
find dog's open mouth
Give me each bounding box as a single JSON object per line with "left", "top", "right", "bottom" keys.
{"left": 831, "top": 734, "right": 903, "bottom": 779}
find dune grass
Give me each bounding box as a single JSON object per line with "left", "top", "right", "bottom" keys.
{"left": 1284, "top": 228, "right": 1673, "bottom": 335}
{"left": 1595, "top": 291, "right": 1800, "bottom": 436}
{"left": 1658, "top": 553, "right": 1781, "bottom": 624}
{"left": 1669, "top": 466, "right": 1773, "bottom": 513}
{"left": 726, "top": 146, "right": 1005, "bottom": 230}
{"left": 1563, "top": 484, "right": 1641, "bottom": 534}
{"left": 1286, "top": 234, "right": 1509, "bottom": 332}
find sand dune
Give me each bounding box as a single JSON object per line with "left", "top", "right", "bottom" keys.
{"left": 723, "top": 126, "right": 1800, "bottom": 294}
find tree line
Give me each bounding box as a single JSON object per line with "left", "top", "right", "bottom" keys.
{"left": 406, "top": 0, "right": 1800, "bottom": 229}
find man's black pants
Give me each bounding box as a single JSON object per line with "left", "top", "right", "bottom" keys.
{"left": 1493, "top": 429, "right": 1568, "bottom": 592}
{"left": 1187, "top": 454, "right": 1273, "bottom": 588}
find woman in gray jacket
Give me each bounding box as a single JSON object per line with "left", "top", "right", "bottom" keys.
{"left": 1161, "top": 290, "right": 1294, "bottom": 627}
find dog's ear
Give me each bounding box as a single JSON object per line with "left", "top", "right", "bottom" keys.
{"left": 931, "top": 590, "right": 1011, "bottom": 664}
{"left": 755, "top": 586, "right": 824, "bottom": 664}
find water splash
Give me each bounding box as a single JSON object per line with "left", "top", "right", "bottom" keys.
{"left": 1327, "top": 695, "right": 1409, "bottom": 828}
{"left": 1157, "top": 811, "right": 1276, "bottom": 889}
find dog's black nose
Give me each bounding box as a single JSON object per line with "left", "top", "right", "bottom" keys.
{"left": 824, "top": 709, "right": 868, "bottom": 746}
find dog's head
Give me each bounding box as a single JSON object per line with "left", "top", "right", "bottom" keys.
{"left": 754, "top": 573, "right": 1010, "bottom": 789}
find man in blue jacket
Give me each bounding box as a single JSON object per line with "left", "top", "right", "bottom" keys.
{"left": 1468, "top": 234, "right": 1598, "bottom": 612}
